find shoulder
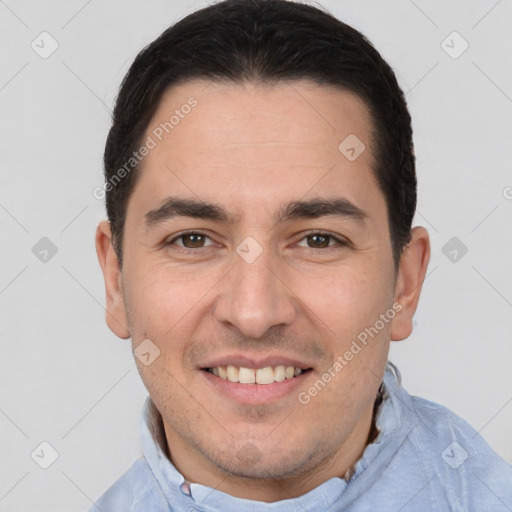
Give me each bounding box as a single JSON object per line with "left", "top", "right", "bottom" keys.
{"left": 89, "top": 457, "right": 169, "bottom": 511}
{"left": 406, "top": 392, "right": 512, "bottom": 507}
{"left": 409, "top": 392, "right": 506, "bottom": 460}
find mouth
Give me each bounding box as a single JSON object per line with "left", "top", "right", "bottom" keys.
{"left": 200, "top": 360, "right": 314, "bottom": 404}
{"left": 202, "top": 365, "right": 313, "bottom": 385}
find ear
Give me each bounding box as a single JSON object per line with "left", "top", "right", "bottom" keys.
{"left": 390, "top": 226, "right": 430, "bottom": 341}
{"left": 95, "top": 220, "right": 130, "bottom": 339}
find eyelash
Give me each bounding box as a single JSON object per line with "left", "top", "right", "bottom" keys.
{"left": 165, "top": 230, "right": 348, "bottom": 253}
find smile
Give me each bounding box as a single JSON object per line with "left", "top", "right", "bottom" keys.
{"left": 204, "top": 365, "right": 312, "bottom": 385}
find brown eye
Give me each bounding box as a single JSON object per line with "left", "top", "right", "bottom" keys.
{"left": 307, "top": 234, "right": 331, "bottom": 248}
{"left": 297, "top": 232, "right": 346, "bottom": 249}
{"left": 181, "top": 233, "right": 206, "bottom": 248}
{"left": 167, "top": 231, "right": 214, "bottom": 249}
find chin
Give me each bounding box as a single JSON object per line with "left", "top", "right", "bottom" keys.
{"left": 206, "top": 441, "right": 317, "bottom": 480}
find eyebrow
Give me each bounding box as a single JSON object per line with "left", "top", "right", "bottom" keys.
{"left": 144, "top": 195, "right": 369, "bottom": 228}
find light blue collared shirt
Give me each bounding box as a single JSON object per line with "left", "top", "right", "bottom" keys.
{"left": 91, "top": 362, "right": 512, "bottom": 511}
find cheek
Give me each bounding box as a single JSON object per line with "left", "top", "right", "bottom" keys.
{"left": 291, "top": 260, "right": 392, "bottom": 337}
{"left": 124, "top": 263, "right": 211, "bottom": 345}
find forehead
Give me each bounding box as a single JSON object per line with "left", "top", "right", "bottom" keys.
{"left": 128, "top": 79, "right": 385, "bottom": 227}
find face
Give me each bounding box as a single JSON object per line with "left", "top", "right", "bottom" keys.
{"left": 97, "top": 79, "right": 429, "bottom": 499}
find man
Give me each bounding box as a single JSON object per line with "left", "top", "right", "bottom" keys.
{"left": 93, "top": 0, "right": 512, "bottom": 509}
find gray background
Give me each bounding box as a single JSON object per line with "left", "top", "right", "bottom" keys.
{"left": 1, "top": 0, "right": 511, "bottom": 510}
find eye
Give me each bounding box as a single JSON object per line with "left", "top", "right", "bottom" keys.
{"left": 296, "top": 231, "right": 348, "bottom": 249}
{"left": 164, "top": 230, "right": 348, "bottom": 252}
{"left": 166, "top": 231, "right": 215, "bottom": 249}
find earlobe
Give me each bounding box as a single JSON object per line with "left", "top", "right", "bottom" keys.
{"left": 390, "top": 226, "right": 430, "bottom": 342}
{"left": 95, "top": 220, "right": 130, "bottom": 339}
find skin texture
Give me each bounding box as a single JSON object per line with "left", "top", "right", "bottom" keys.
{"left": 96, "top": 79, "right": 430, "bottom": 502}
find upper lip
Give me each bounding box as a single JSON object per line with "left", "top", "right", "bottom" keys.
{"left": 200, "top": 353, "right": 314, "bottom": 370}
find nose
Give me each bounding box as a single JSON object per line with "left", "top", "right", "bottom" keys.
{"left": 213, "top": 242, "right": 297, "bottom": 339}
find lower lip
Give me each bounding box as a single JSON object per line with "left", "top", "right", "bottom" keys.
{"left": 200, "top": 369, "right": 312, "bottom": 404}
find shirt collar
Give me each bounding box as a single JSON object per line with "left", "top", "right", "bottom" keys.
{"left": 139, "top": 361, "right": 416, "bottom": 511}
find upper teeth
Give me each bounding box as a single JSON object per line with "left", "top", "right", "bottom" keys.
{"left": 209, "top": 365, "right": 304, "bottom": 384}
